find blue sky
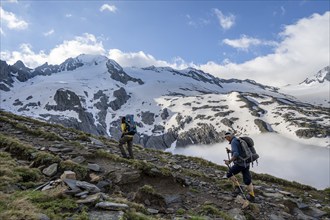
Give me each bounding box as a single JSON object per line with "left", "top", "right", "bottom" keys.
{"left": 0, "top": 0, "right": 329, "bottom": 86}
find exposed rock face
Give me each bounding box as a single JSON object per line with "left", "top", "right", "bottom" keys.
{"left": 221, "top": 118, "right": 234, "bottom": 127}
{"left": 106, "top": 60, "right": 144, "bottom": 85}
{"left": 295, "top": 128, "right": 330, "bottom": 138}
{"left": 44, "top": 89, "right": 102, "bottom": 135}
{"left": 93, "top": 90, "right": 110, "bottom": 132}
{"left": 301, "top": 66, "right": 330, "bottom": 84}
{"left": 161, "top": 108, "right": 169, "bottom": 120}
{"left": 176, "top": 123, "right": 223, "bottom": 147}
{"left": 46, "top": 89, "right": 82, "bottom": 111}
{"left": 143, "top": 131, "right": 177, "bottom": 149}
{"left": 141, "top": 111, "right": 155, "bottom": 125}
{"left": 0, "top": 60, "right": 14, "bottom": 91}
{"left": 254, "top": 119, "right": 272, "bottom": 132}
{"left": 58, "top": 58, "right": 84, "bottom": 71}
{"left": 109, "top": 88, "right": 130, "bottom": 111}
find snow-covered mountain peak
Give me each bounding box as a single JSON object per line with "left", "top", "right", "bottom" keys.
{"left": 300, "top": 66, "right": 330, "bottom": 85}
{"left": 106, "top": 59, "right": 123, "bottom": 72}
{"left": 280, "top": 66, "right": 329, "bottom": 106}
{"left": 75, "top": 54, "right": 109, "bottom": 65}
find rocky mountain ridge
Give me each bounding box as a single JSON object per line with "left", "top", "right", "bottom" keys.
{"left": 300, "top": 66, "right": 330, "bottom": 85}
{"left": 0, "top": 55, "right": 329, "bottom": 148}
{"left": 0, "top": 110, "right": 329, "bottom": 219}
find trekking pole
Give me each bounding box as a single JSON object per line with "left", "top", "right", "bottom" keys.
{"left": 226, "top": 151, "right": 248, "bottom": 201}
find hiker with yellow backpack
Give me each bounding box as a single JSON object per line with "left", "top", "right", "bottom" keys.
{"left": 118, "top": 115, "right": 137, "bottom": 159}
{"left": 224, "top": 132, "right": 259, "bottom": 203}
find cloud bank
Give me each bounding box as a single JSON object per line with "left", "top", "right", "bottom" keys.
{"left": 1, "top": 33, "right": 105, "bottom": 67}
{"left": 202, "top": 12, "right": 330, "bottom": 86}
{"left": 170, "top": 133, "right": 330, "bottom": 190}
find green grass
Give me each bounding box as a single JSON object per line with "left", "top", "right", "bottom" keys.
{"left": 0, "top": 151, "right": 43, "bottom": 191}
{"left": 34, "top": 151, "right": 61, "bottom": 167}
{"left": 140, "top": 185, "right": 156, "bottom": 194}
{"left": 253, "top": 172, "right": 315, "bottom": 190}
{"left": 0, "top": 189, "right": 88, "bottom": 220}
{"left": 0, "top": 133, "right": 37, "bottom": 160}
{"left": 199, "top": 204, "right": 234, "bottom": 220}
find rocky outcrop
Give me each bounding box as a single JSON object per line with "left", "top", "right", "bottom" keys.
{"left": 301, "top": 66, "right": 330, "bottom": 84}
{"left": 161, "top": 108, "right": 169, "bottom": 120}
{"left": 58, "top": 58, "right": 84, "bottom": 72}
{"left": 106, "top": 60, "right": 144, "bottom": 85}
{"left": 295, "top": 128, "right": 330, "bottom": 139}
{"left": 44, "top": 89, "right": 104, "bottom": 135}
{"left": 143, "top": 131, "right": 177, "bottom": 149}
{"left": 141, "top": 111, "right": 155, "bottom": 125}
{"left": 45, "top": 89, "right": 82, "bottom": 111}
{"left": 109, "top": 87, "right": 130, "bottom": 111}
{"left": 93, "top": 90, "right": 110, "bottom": 132}
{"left": 176, "top": 123, "right": 223, "bottom": 147}
{"left": 254, "top": 119, "right": 272, "bottom": 132}
{"left": 0, "top": 60, "right": 62, "bottom": 91}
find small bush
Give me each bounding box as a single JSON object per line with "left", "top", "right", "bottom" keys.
{"left": 199, "top": 204, "right": 234, "bottom": 220}
{"left": 14, "top": 167, "right": 41, "bottom": 182}
{"left": 34, "top": 152, "right": 61, "bottom": 167}
{"left": 140, "top": 185, "right": 155, "bottom": 194}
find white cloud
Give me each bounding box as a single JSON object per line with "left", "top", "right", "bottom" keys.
{"left": 1, "top": 33, "right": 106, "bottom": 68}
{"left": 199, "top": 11, "right": 330, "bottom": 87}
{"left": 65, "top": 14, "right": 72, "bottom": 18}
{"left": 108, "top": 49, "right": 192, "bottom": 70}
{"left": 223, "top": 35, "right": 278, "bottom": 51}
{"left": 0, "top": 27, "right": 4, "bottom": 35}
{"left": 1, "top": 44, "right": 48, "bottom": 68}
{"left": 100, "top": 4, "right": 117, "bottom": 13}
{"left": 186, "top": 14, "right": 210, "bottom": 28}
{"left": 43, "top": 29, "right": 54, "bottom": 36}
{"left": 6, "top": 0, "right": 18, "bottom": 3}
{"left": 0, "top": 6, "right": 28, "bottom": 30}
{"left": 213, "top": 8, "right": 235, "bottom": 30}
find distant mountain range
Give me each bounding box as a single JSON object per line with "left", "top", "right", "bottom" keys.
{"left": 280, "top": 66, "right": 329, "bottom": 107}
{"left": 0, "top": 54, "right": 329, "bottom": 148}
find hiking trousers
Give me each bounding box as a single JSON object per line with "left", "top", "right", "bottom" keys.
{"left": 226, "top": 164, "right": 252, "bottom": 185}
{"left": 118, "top": 135, "right": 134, "bottom": 159}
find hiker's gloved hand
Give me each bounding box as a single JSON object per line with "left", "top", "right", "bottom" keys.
{"left": 226, "top": 148, "right": 231, "bottom": 154}
{"left": 224, "top": 159, "right": 231, "bottom": 165}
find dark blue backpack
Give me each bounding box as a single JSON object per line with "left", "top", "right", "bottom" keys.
{"left": 125, "top": 114, "right": 137, "bottom": 135}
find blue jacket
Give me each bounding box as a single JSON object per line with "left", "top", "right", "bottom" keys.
{"left": 230, "top": 137, "right": 245, "bottom": 166}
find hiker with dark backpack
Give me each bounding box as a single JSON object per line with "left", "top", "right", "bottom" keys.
{"left": 118, "top": 115, "right": 136, "bottom": 159}
{"left": 224, "top": 132, "right": 256, "bottom": 202}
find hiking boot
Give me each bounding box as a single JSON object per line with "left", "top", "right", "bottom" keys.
{"left": 246, "top": 193, "right": 255, "bottom": 202}
{"left": 232, "top": 186, "right": 241, "bottom": 197}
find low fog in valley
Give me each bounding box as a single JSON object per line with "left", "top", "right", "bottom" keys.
{"left": 167, "top": 133, "right": 330, "bottom": 190}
